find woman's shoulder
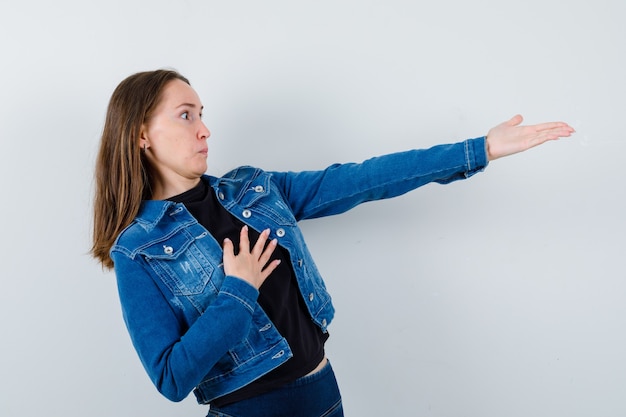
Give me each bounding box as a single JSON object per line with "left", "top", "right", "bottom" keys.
{"left": 208, "top": 166, "right": 277, "bottom": 192}
{"left": 214, "top": 166, "right": 265, "bottom": 181}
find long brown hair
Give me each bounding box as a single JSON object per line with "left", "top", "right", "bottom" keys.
{"left": 91, "top": 69, "right": 190, "bottom": 269}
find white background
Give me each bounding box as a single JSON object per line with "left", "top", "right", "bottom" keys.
{"left": 1, "top": 1, "right": 625, "bottom": 416}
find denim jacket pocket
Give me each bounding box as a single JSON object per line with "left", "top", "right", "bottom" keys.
{"left": 138, "top": 229, "right": 220, "bottom": 312}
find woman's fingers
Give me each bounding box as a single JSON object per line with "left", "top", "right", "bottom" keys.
{"left": 253, "top": 229, "right": 280, "bottom": 272}
{"left": 261, "top": 258, "right": 282, "bottom": 279}
{"left": 251, "top": 228, "right": 270, "bottom": 256}
{"left": 534, "top": 121, "right": 570, "bottom": 132}
{"left": 259, "top": 238, "right": 279, "bottom": 270}
{"left": 239, "top": 225, "right": 251, "bottom": 253}
{"left": 222, "top": 226, "right": 281, "bottom": 288}
{"left": 506, "top": 114, "right": 524, "bottom": 127}
{"left": 222, "top": 236, "right": 234, "bottom": 260}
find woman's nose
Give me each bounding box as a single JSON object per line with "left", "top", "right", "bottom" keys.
{"left": 199, "top": 121, "right": 211, "bottom": 140}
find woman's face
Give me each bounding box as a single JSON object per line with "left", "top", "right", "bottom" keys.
{"left": 141, "top": 79, "right": 211, "bottom": 199}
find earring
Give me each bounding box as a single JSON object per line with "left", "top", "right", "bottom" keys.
{"left": 143, "top": 143, "right": 147, "bottom": 152}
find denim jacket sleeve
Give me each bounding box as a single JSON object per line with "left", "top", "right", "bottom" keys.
{"left": 269, "top": 137, "right": 488, "bottom": 220}
{"left": 112, "top": 250, "right": 259, "bottom": 402}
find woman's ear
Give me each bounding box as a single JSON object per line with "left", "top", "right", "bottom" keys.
{"left": 139, "top": 125, "right": 150, "bottom": 151}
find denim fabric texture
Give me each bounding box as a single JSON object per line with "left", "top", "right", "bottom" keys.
{"left": 207, "top": 360, "right": 343, "bottom": 417}
{"left": 111, "top": 137, "right": 488, "bottom": 404}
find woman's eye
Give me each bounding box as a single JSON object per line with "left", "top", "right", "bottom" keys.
{"left": 181, "top": 112, "right": 189, "bottom": 120}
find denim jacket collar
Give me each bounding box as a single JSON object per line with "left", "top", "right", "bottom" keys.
{"left": 135, "top": 168, "right": 260, "bottom": 232}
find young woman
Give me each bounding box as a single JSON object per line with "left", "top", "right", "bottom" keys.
{"left": 91, "top": 69, "right": 574, "bottom": 417}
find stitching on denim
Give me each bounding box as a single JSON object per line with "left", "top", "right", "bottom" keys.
{"left": 200, "top": 342, "right": 292, "bottom": 384}
{"left": 320, "top": 398, "right": 343, "bottom": 417}
{"left": 464, "top": 139, "right": 472, "bottom": 171}
{"left": 209, "top": 397, "right": 341, "bottom": 417}
{"left": 220, "top": 290, "right": 254, "bottom": 313}
{"left": 208, "top": 410, "right": 236, "bottom": 417}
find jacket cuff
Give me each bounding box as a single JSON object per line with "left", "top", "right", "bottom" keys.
{"left": 464, "top": 136, "right": 489, "bottom": 177}
{"left": 219, "top": 275, "right": 259, "bottom": 314}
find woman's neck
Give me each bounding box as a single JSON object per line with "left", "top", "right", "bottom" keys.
{"left": 150, "top": 176, "right": 202, "bottom": 200}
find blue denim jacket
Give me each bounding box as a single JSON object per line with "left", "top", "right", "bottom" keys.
{"left": 111, "top": 138, "right": 488, "bottom": 404}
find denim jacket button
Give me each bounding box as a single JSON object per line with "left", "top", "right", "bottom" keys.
{"left": 309, "top": 293, "right": 314, "bottom": 301}
{"left": 276, "top": 228, "right": 285, "bottom": 237}
{"left": 242, "top": 209, "right": 252, "bottom": 218}
{"left": 321, "top": 319, "right": 327, "bottom": 327}
{"left": 218, "top": 191, "right": 225, "bottom": 200}
{"left": 254, "top": 185, "right": 264, "bottom": 192}
{"left": 163, "top": 245, "right": 173, "bottom": 255}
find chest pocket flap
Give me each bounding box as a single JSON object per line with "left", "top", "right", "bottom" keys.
{"left": 139, "top": 229, "right": 217, "bottom": 297}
